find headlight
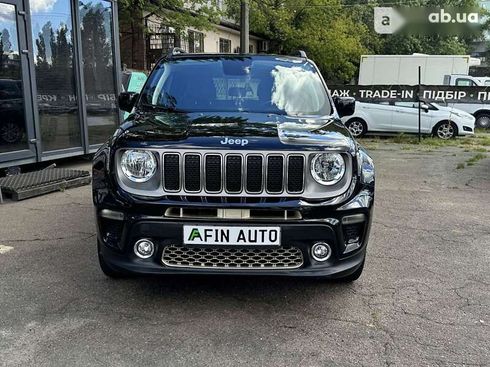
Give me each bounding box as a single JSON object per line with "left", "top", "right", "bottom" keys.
{"left": 310, "top": 153, "right": 345, "bottom": 185}
{"left": 120, "top": 150, "right": 157, "bottom": 183}
{"left": 358, "top": 148, "right": 374, "bottom": 185}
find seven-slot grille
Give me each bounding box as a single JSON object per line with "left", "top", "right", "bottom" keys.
{"left": 162, "top": 152, "right": 305, "bottom": 195}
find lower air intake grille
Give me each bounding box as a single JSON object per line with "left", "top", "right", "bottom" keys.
{"left": 162, "top": 245, "right": 304, "bottom": 269}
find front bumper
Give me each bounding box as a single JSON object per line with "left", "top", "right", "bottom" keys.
{"left": 95, "top": 198, "right": 373, "bottom": 278}
{"left": 93, "top": 144, "right": 375, "bottom": 278}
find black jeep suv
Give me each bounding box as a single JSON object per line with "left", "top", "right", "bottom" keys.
{"left": 92, "top": 52, "right": 375, "bottom": 281}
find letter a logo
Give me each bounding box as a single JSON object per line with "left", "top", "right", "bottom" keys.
{"left": 374, "top": 7, "right": 405, "bottom": 34}
{"left": 188, "top": 228, "right": 202, "bottom": 241}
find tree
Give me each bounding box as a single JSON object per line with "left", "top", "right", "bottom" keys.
{"left": 226, "top": 0, "right": 372, "bottom": 83}
{"left": 81, "top": 3, "right": 113, "bottom": 93}
{"left": 119, "top": 0, "right": 221, "bottom": 52}
{"left": 346, "top": 0, "right": 488, "bottom": 56}
{"left": 227, "top": 0, "right": 488, "bottom": 83}
{"left": 0, "top": 37, "right": 4, "bottom": 69}
{"left": 1, "top": 28, "right": 12, "bottom": 53}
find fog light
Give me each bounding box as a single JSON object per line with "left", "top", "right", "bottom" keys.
{"left": 311, "top": 242, "right": 331, "bottom": 262}
{"left": 134, "top": 239, "right": 154, "bottom": 259}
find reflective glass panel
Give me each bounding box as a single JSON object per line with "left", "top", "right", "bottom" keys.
{"left": 31, "top": 0, "right": 81, "bottom": 152}
{"left": 0, "top": 3, "right": 29, "bottom": 153}
{"left": 80, "top": 0, "right": 118, "bottom": 145}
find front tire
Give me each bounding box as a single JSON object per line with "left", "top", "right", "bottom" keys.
{"left": 98, "top": 241, "right": 126, "bottom": 278}
{"left": 336, "top": 257, "right": 365, "bottom": 282}
{"left": 433, "top": 121, "right": 457, "bottom": 139}
{"left": 345, "top": 118, "right": 367, "bottom": 138}
{"left": 0, "top": 121, "right": 23, "bottom": 144}
{"left": 475, "top": 113, "right": 490, "bottom": 129}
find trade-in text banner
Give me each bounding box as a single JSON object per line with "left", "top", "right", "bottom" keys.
{"left": 330, "top": 85, "right": 490, "bottom": 104}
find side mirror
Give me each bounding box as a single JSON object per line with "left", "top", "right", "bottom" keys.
{"left": 118, "top": 92, "right": 139, "bottom": 113}
{"left": 421, "top": 103, "right": 430, "bottom": 112}
{"left": 333, "top": 96, "right": 356, "bottom": 118}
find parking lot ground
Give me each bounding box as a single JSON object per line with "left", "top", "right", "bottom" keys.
{"left": 0, "top": 140, "right": 489, "bottom": 366}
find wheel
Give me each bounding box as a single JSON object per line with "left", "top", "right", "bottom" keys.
{"left": 345, "top": 118, "right": 367, "bottom": 138}
{"left": 475, "top": 113, "right": 490, "bottom": 129}
{"left": 336, "top": 257, "right": 365, "bottom": 282}
{"left": 0, "top": 121, "right": 23, "bottom": 144}
{"left": 433, "top": 121, "right": 457, "bottom": 140}
{"left": 98, "top": 242, "right": 126, "bottom": 278}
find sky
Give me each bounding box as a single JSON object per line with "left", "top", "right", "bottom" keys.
{"left": 0, "top": 3, "right": 19, "bottom": 54}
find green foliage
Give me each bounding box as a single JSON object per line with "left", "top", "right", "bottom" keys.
{"left": 226, "top": 0, "right": 488, "bottom": 82}
{"left": 118, "top": 0, "right": 221, "bottom": 33}
{"left": 118, "top": 0, "right": 489, "bottom": 81}
{"left": 227, "top": 0, "right": 371, "bottom": 83}
{"left": 349, "top": 0, "right": 488, "bottom": 58}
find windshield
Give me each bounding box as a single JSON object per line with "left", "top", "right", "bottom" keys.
{"left": 139, "top": 56, "right": 332, "bottom": 116}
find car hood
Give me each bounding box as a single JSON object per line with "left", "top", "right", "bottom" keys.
{"left": 434, "top": 105, "right": 472, "bottom": 117}
{"left": 115, "top": 111, "right": 356, "bottom": 152}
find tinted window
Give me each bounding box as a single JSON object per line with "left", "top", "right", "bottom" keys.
{"left": 0, "top": 3, "right": 29, "bottom": 153}
{"left": 455, "top": 78, "right": 476, "bottom": 86}
{"left": 80, "top": 0, "right": 119, "bottom": 145}
{"left": 395, "top": 102, "right": 417, "bottom": 108}
{"left": 31, "top": 0, "right": 82, "bottom": 152}
{"left": 140, "top": 57, "right": 332, "bottom": 116}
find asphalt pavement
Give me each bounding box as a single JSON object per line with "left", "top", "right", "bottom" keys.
{"left": 0, "top": 145, "right": 489, "bottom": 366}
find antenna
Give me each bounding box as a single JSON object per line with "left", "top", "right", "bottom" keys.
{"left": 296, "top": 50, "right": 307, "bottom": 58}
{"left": 168, "top": 47, "right": 187, "bottom": 58}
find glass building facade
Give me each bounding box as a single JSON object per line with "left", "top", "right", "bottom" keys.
{"left": 0, "top": 0, "right": 120, "bottom": 168}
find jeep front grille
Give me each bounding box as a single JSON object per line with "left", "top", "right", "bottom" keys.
{"left": 162, "top": 152, "right": 305, "bottom": 196}
{"left": 162, "top": 245, "right": 304, "bottom": 270}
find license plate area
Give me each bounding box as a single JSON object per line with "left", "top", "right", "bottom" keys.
{"left": 183, "top": 225, "right": 281, "bottom": 246}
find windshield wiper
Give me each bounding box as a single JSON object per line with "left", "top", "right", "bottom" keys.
{"left": 140, "top": 103, "right": 186, "bottom": 113}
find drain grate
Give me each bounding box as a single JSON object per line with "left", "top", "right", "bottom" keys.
{"left": 0, "top": 168, "right": 91, "bottom": 201}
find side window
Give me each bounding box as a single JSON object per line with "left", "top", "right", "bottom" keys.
{"left": 394, "top": 102, "right": 417, "bottom": 108}
{"left": 455, "top": 78, "right": 476, "bottom": 86}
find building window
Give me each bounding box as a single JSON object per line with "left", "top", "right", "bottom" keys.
{"left": 31, "top": 0, "right": 82, "bottom": 152}
{"left": 147, "top": 23, "right": 175, "bottom": 51}
{"left": 79, "top": 0, "right": 119, "bottom": 145}
{"left": 188, "top": 30, "right": 204, "bottom": 53}
{"left": 0, "top": 3, "right": 29, "bottom": 154}
{"left": 219, "top": 38, "right": 231, "bottom": 53}
{"left": 146, "top": 21, "right": 176, "bottom": 70}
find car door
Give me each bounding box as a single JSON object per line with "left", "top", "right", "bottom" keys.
{"left": 392, "top": 102, "right": 433, "bottom": 133}
{"left": 360, "top": 102, "right": 393, "bottom": 131}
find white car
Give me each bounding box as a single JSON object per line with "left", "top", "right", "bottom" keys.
{"left": 342, "top": 101, "right": 475, "bottom": 139}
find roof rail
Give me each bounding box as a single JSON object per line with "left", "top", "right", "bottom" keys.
{"left": 168, "top": 47, "right": 187, "bottom": 58}
{"left": 295, "top": 50, "right": 307, "bottom": 58}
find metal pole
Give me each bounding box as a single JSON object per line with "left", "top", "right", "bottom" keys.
{"left": 418, "top": 66, "right": 421, "bottom": 143}
{"left": 240, "top": 0, "right": 249, "bottom": 53}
